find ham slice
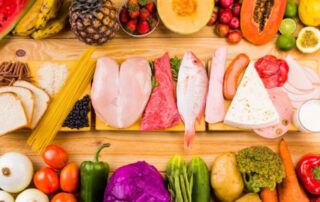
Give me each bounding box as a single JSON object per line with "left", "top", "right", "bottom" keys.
{"left": 254, "top": 88, "right": 293, "bottom": 139}
{"left": 285, "top": 55, "right": 314, "bottom": 90}
{"left": 140, "top": 53, "right": 181, "bottom": 131}
{"left": 91, "top": 57, "right": 152, "bottom": 128}
{"left": 205, "top": 47, "right": 227, "bottom": 123}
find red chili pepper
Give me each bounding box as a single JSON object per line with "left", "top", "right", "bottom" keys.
{"left": 297, "top": 154, "right": 320, "bottom": 195}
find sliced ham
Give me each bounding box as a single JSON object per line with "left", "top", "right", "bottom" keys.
{"left": 303, "top": 67, "right": 320, "bottom": 85}
{"left": 254, "top": 88, "right": 293, "bottom": 139}
{"left": 205, "top": 47, "right": 227, "bottom": 123}
{"left": 91, "top": 57, "right": 152, "bottom": 128}
{"left": 285, "top": 55, "right": 314, "bottom": 90}
{"left": 140, "top": 52, "right": 181, "bottom": 131}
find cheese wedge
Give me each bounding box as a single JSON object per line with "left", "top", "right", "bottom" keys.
{"left": 224, "top": 62, "right": 280, "bottom": 129}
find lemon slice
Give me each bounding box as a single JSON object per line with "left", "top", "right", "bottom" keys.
{"left": 297, "top": 27, "right": 320, "bottom": 53}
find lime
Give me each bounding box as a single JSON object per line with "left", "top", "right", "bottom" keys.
{"left": 284, "top": 0, "right": 298, "bottom": 18}
{"left": 276, "top": 34, "right": 296, "bottom": 51}
{"left": 279, "top": 18, "right": 296, "bottom": 35}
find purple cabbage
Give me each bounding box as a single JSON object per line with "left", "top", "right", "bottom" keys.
{"left": 104, "top": 161, "right": 171, "bottom": 202}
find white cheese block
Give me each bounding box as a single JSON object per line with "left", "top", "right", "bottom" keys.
{"left": 224, "top": 62, "right": 280, "bottom": 129}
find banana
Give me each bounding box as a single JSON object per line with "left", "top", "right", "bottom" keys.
{"left": 31, "top": 0, "right": 71, "bottom": 39}
{"left": 12, "top": 0, "right": 43, "bottom": 36}
{"left": 34, "top": 0, "right": 63, "bottom": 29}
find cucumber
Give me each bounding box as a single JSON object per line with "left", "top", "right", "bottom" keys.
{"left": 187, "top": 156, "right": 210, "bottom": 202}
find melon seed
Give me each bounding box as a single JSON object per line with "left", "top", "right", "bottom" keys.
{"left": 253, "top": 0, "right": 274, "bottom": 32}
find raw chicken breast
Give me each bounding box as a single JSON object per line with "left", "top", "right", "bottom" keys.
{"left": 92, "top": 57, "right": 152, "bottom": 128}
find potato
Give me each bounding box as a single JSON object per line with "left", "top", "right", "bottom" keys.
{"left": 211, "top": 152, "right": 244, "bottom": 202}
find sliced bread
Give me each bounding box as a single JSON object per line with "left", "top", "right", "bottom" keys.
{"left": 13, "top": 81, "right": 50, "bottom": 129}
{"left": 0, "top": 86, "right": 34, "bottom": 127}
{"left": 0, "top": 92, "right": 28, "bottom": 136}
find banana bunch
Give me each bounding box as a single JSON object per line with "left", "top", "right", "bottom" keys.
{"left": 13, "top": 0, "right": 70, "bottom": 39}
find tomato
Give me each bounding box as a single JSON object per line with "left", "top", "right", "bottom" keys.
{"left": 51, "top": 192, "right": 77, "bottom": 202}
{"left": 34, "top": 167, "right": 59, "bottom": 194}
{"left": 42, "top": 145, "right": 68, "bottom": 170}
{"left": 60, "top": 162, "right": 79, "bottom": 192}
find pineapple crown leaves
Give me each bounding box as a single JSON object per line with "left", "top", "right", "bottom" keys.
{"left": 128, "top": 4, "right": 139, "bottom": 11}
{"left": 138, "top": 0, "right": 148, "bottom": 6}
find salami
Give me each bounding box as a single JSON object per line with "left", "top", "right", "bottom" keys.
{"left": 254, "top": 88, "right": 293, "bottom": 138}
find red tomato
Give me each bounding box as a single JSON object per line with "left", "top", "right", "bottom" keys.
{"left": 34, "top": 167, "right": 59, "bottom": 194}
{"left": 60, "top": 162, "right": 79, "bottom": 192}
{"left": 42, "top": 145, "right": 68, "bottom": 170}
{"left": 51, "top": 193, "right": 77, "bottom": 202}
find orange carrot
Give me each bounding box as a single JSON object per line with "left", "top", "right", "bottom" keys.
{"left": 278, "top": 139, "right": 309, "bottom": 202}
{"left": 261, "top": 187, "right": 278, "bottom": 202}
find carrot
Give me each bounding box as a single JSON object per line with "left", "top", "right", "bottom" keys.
{"left": 261, "top": 187, "right": 278, "bottom": 202}
{"left": 278, "top": 139, "right": 309, "bottom": 202}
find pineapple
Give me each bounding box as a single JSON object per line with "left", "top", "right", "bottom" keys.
{"left": 69, "top": 0, "right": 119, "bottom": 45}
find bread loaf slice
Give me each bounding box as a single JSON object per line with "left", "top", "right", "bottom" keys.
{"left": 13, "top": 81, "right": 50, "bottom": 129}
{"left": 0, "top": 92, "right": 28, "bottom": 136}
{"left": 0, "top": 86, "right": 34, "bottom": 127}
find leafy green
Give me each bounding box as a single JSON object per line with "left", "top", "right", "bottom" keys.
{"left": 170, "top": 57, "right": 181, "bottom": 81}
{"left": 149, "top": 61, "right": 159, "bottom": 89}
{"left": 236, "top": 146, "right": 285, "bottom": 193}
{"left": 167, "top": 155, "right": 193, "bottom": 202}
{"left": 138, "top": 0, "right": 148, "bottom": 6}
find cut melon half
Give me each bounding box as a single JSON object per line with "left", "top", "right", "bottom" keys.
{"left": 157, "top": 0, "right": 214, "bottom": 34}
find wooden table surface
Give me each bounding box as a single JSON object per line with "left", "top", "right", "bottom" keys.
{"left": 1, "top": 0, "right": 320, "bottom": 173}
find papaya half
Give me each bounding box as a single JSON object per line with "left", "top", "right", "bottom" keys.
{"left": 240, "top": 0, "right": 287, "bottom": 45}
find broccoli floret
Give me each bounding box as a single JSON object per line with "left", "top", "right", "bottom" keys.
{"left": 236, "top": 146, "right": 285, "bottom": 193}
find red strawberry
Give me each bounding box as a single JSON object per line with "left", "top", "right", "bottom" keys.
{"left": 147, "top": 17, "right": 158, "bottom": 29}
{"left": 127, "top": 0, "right": 138, "bottom": 6}
{"left": 126, "top": 19, "right": 137, "bottom": 33}
{"left": 120, "top": 8, "right": 129, "bottom": 24}
{"left": 128, "top": 4, "right": 140, "bottom": 19}
{"left": 140, "top": 8, "right": 150, "bottom": 21}
{"left": 144, "top": 2, "right": 155, "bottom": 13}
{"left": 137, "top": 21, "right": 150, "bottom": 34}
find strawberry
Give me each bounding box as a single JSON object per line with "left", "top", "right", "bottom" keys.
{"left": 140, "top": 8, "right": 150, "bottom": 21}
{"left": 137, "top": 21, "right": 150, "bottom": 34}
{"left": 120, "top": 8, "right": 129, "bottom": 24}
{"left": 126, "top": 19, "right": 137, "bottom": 33}
{"left": 144, "top": 2, "right": 155, "bottom": 13}
{"left": 138, "top": 0, "right": 148, "bottom": 6}
{"left": 147, "top": 17, "right": 158, "bottom": 29}
{"left": 128, "top": 4, "right": 140, "bottom": 19}
{"left": 127, "top": 0, "right": 138, "bottom": 6}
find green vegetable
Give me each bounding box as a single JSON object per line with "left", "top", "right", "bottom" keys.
{"left": 149, "top": 61, "right": 159, "bottom": 89}
{"left": 80, "top": 143, "right": 110, "bottom": 202}
{"left": 276, "top": 34, "right": 296, "bottom": 51}
{"left": 284, "top": 0, "right": 298, "bottom": 18}
{"left": 170, "top": 56, "right": 181, "bottom": 81}
{"left": 167, "top": 155, "right": 193, "bottom": 202}
{"left": 187, "top": 156, "right": 210, "bottom": 202}
{"left": 236, "top": 146, "right": 285, "bottom": 193}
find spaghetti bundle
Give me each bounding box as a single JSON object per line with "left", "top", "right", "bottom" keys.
{"left": 27, "top": 48, "right": 96, "bottom": 152}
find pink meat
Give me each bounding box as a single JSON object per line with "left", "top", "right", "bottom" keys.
{"left": 205, "top": 47, "right": 227, "bottom": 123}
{"left": 91, "top": 57, "right": 152, "bottom": 128}
{"left": 303, "top": 67, "right": 320, "bottom": 85}
{"left": 141, "top": 53, "right": 181, "bottom": 131}
{"left": 285, "top": 55, "right": 314, "bottom": 90}
{"left": 254, "top": 88, "right": 293, "bottom": 139}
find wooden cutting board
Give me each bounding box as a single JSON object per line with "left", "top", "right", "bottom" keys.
{"left": 1, "top": 0, "right": 320, "bottom": 175}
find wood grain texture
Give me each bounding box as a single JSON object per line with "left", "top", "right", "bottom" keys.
{"left": 0, "top": 0, "right": 318, "bottom": 174}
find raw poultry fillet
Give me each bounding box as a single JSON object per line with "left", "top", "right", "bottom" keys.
{"left": 91, "top": 57, "right": 152, "bottom": 128}
{"left": 141, "top": 52, "right": 181, "bottom": 131}
{"left": 177, "top": 52, "right": 208, "bottom": 148}
{"left": 205, "top": 47, "right": 227, "bottom": 124}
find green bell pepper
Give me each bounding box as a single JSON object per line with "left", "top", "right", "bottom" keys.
{"left": 80, "top": 143, "right": 110, "bottom": 202}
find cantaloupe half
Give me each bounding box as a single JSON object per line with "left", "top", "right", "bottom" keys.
{"left": 158, "top": 0, "right": 214, "bottom": 34}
